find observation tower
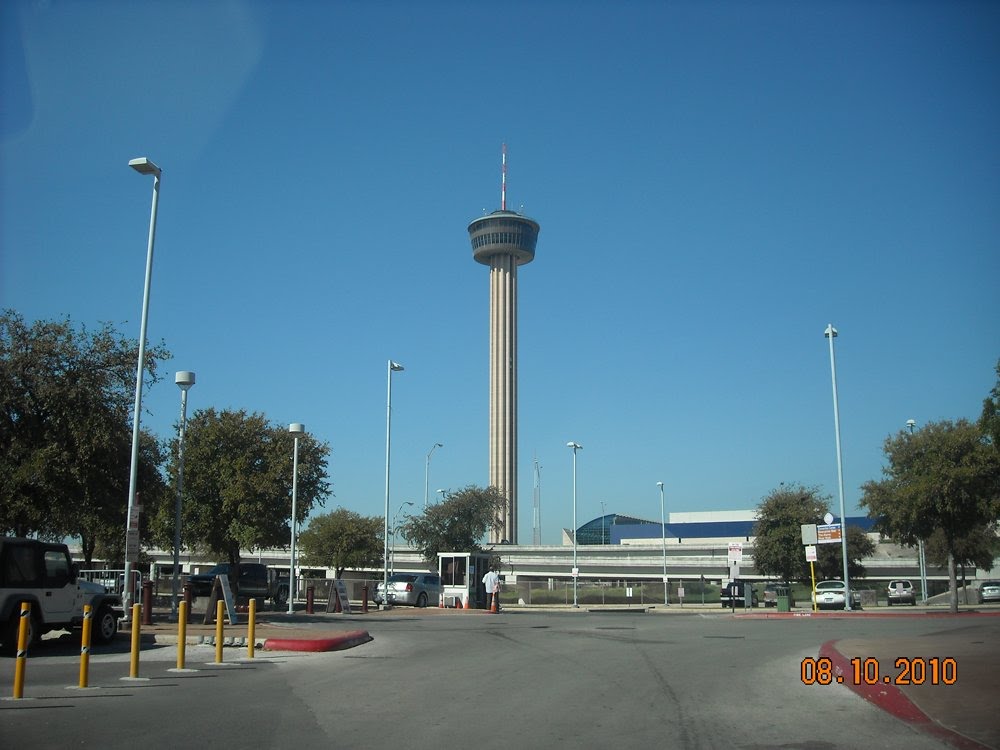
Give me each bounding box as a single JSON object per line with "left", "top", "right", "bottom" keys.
{"left": 467, "top": 146, "right": 540, "bottom": 544}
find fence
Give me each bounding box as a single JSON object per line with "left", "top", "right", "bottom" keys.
{"left": 500, "top": 580, "right": 718, "bottom": 607}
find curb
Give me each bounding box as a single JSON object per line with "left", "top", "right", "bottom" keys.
{"left": 264, "top": 629, "right": 372, "bottom": 652}
{"left": 818, "top": 640, "right": 992, "bottom": 750}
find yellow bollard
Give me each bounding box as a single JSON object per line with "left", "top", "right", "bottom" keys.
{"left": 177, "top": 601, "right": 188, "bottom": 670}
{"left": 214, "top": 600, "right": 224, "bottom": 663}
{"left": 129, "top": 603, "right": 141, "bottom": 678}
{"left": 12, "top": 602, "right": 30, "bottom": 699}
{"left": 79, "top": 604, "right": 92, "bottom": 688}
{"left": 247, "top": 598, "right": 256, "bottom": 660}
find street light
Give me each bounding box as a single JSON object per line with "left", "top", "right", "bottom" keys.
{"left": 600, "top": 501, "right": 606, "bottom": 545}
{"left": 424, "top": 443, "right": 442, "bottom": 509}
{"left": 907, "top": 419, "right": 928, "bottom": 603}
{"left": 287, "top": 423, "right": 306, "bottom": 614}
{"left": 824, "top": 324, "right": 852, "bottom": 610}
{"left": 123, "top": 156, "right": 162, "bottom": 615}
{"left": 171, "top": 371, "right": 195, "bottom": 619}
{"left": 658, "top": 481, "right": 668, "bottom": 607}
{"left": 567, "top": 442, "right": 582, "bottom": 608}
{"left": 436, "top": 489, "right": 446, "bottom": 503}
{"left": 391, "top": 501, "right": 414, "bottom": 576}
{"left": 383, "top": 360, "right": 404, "bottom": 608}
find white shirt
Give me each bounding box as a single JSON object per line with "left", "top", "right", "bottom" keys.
{"left": 482, "top": 570, "right": 500, "bottom": 594}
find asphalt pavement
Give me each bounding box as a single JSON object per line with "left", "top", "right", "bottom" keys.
{"left": 121, "top": 602, "right": 1000, "bottom": 750}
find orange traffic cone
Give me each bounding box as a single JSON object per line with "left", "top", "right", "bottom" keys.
{"left": 490, "top": 594, "right": 498, "bottom": 614}
{"left": 438, "top": 594, "right": 444, "bottom": 608}
{"left": 463, "top": 592, "right": 471, "bottom": 609}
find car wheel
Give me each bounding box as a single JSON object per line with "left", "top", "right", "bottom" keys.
{"left": 273, "top": 586, "right": 288, "bottom": 608}
{"left": 416, "top": 592, "right": 428, "bottom": 608}
{"left": 93, "top": 604, "right": 118, "bottom": 644}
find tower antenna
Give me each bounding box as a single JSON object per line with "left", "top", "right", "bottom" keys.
{"left": 501, "top": 142, "right": 507, "bottom": 211}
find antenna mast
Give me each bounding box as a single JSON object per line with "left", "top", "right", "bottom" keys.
{"left": 501, "top": 142, "right": 507, "bottom": 211}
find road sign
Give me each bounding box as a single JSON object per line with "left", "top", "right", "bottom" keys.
{"left": 817, "top": 523, "right": 842, "bottom": 544}
{"left": 728, "top": 542, "right": 743, "bottom": 562}
{"left": 801, "top": 524, "right": 818, "bottom": 545}
{"left": 805, "top": 545, "right": 817, "bottom": 562}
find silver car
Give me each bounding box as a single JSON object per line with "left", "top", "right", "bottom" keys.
{"left": 373, "top": 573, "right": 443, "bottom": 607}
{"left": 887, "top": 579, "right": 916, "bottom": 606}
{"left": 813, "top": 580, "right": 862, "bottom": 610}
{"left": 978, "top": 580, "right": 1000, "bottom": 604}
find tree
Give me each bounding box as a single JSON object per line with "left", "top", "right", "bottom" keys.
{"left": 298, "top": 508, "right": 383, "bottom": 578}
{"left": 860, "top": 419, "right": 1000, "bottom": 613}
{"left": 161, "top": 408, "right": 331, "bottom": 563}
{"left": 0, "top": 310, "right": 169, "bottom": 561}
{"left": 982, "top": 359, "right": 1000, "bottom": 448}
{"left": 752, "top": 485, "right": 827, "bottom": 583}
{"left": 752, "top": 484, "right": 874, "bottom": 584}
{"left": 399, "top": 485, "right": 507, "bottom": 563}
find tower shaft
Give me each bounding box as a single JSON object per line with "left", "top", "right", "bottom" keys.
{"left": 489, "top": 254, "right": 518, "bottom": 543}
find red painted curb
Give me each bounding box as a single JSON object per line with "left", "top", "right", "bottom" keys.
{"left": 263, "top": 629, "right": 372, "bottom": 652}
{"left": 819, "top": 640, "right": 991, "bottom": 750}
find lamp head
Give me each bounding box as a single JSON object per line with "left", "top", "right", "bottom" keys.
{"left": 389, "top": 361, "right": 404, "bottom": 372}
{"left": 657, "top": 481, "right": 664, "bottom": 489}
{"left": 129, "top": 157, "right": 161, "bottom": 177}
{"left": 567, "top": 441, "right": 582, "bottom": 450}
{"left": 175, "top": 371, "right": 196, "bottom": 390}
{"left": 824, "top": 324, "right": 838, "bottom": 338}
{"left": 289, "top": 423, "right": 306, "bottom": 436}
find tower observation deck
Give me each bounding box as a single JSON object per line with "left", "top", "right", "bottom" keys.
{"left": 468, "top": 210, "right": 540, "bottom": 544}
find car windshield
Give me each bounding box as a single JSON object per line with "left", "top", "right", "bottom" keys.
{"left": 387, "top": 574, "right": 417, "bottom": 583}
{"left": 816, "top": 581, "right": 844, "bottom": 590}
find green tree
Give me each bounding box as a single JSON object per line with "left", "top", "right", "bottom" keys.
{"left": 298, "top": 508, "right": 383, "bottom": 577}
{"left": 753, "top": 485, "right": 827, "bottom": 583}
{"left": 860, "top": 419, "right": 1000, "bottom": 612}
{"left": 982, "top": 359, "right": 1000, "bottom": 447}
{"left": 163, "top": 408, "right": 331, "bottom": 563}
{"left": 399, "top": 485, "right": 506, "bottom": 563}
{"left": 752, "top": 484, "right": 874, "bottom": 584}
{"left": 0, "top": 310, "right": 169, "bottom": 561}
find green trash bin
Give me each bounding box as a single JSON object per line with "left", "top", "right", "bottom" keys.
{"left": 776, "top": 585, "right": 791, "bottom": 612}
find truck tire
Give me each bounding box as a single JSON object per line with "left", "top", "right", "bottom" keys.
{"left": 273, "top": 586, "right": 288, "bottom": 608}
{"left": 93, "top": 604, "right": 118, "bottom": 644}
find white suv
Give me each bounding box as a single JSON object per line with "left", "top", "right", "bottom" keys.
{"left": 886, "top": 579, "right": 916, "bottom": 606}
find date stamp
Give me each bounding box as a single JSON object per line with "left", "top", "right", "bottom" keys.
{"left": 801, "top": 656, "right": 957, "bottom": 686}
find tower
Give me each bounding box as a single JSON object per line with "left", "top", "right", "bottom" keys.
{"left": 467, "top": 147, "right": 540, "bottom": 545}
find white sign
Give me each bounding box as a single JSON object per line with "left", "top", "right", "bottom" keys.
{"left": 626, "top": 587, "right": 633, "bottom": 598}
{"left": 801, "top": 524, "right": 818, "bottom": 545}
{"left": 571, "top": 567, "right": 579, "bottom": 577}
{"left": 824, "top": 512, "right": 834, "bottom": 525}
{"left": 805, "top": 545, "right": 817, "bottom": 562}
{"left": 728, "top": 542, "right": 743, "bottom": 562}
{"left": 677, "top": 587, "right": 685, "bottom": 599}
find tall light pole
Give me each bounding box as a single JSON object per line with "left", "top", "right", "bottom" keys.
{"left": 658, "top": 481, "right": 668, "bottom": 607}
{"left": 287, "top": 423, "right": 305, "bottom": 614}
{"left": 383, "top": 360, "right": 404, "bottom": 608}
{"left": 825, "top": 324, "right": 852, "bottom": 610}
{"left": 392, "top": 501, "right": 414, "bottom": 576}
{"left": 907, "top": 418, "right": 928, "bottom": 603}
{"left": 424, "top": 443, "right": 442, "bottom": 509}
{"left": 600, "top": 501, "right": 606, "bottom": 545}
{"left": 567, "top": 442, "right": 582, "bottom": 608}
{"left": 171, "top": 371, "right": 195, "bottom": 619}
{"left": 123, "top": 156, "right": 162, "bottom": 615}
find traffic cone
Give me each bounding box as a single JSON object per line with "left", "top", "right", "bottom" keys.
{"left": 438, "top": 594, "right": 444, "bottom": 608}
{"left": 490, "top": 594, "right": 498, "bottom": 614}
{"left": 463, "top": 592, "right": 470, "bottom": 609}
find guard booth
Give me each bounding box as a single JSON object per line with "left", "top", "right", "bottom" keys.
{"left": 438, "top": 552, "right": 494, "bottom": 609}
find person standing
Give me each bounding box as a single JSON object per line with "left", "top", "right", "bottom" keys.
{"left": 482, "top": 566, "right": 500, "bottom": 612}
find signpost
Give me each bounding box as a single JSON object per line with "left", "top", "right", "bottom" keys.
{"left": 805, "top": 545, "right": 818, "bottom": 612}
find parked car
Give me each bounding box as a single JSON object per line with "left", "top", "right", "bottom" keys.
{"left": 762, "top": 582, "right": 794, "bottom": 608}
{"left": 186, "top": 563, "right": 288, "bottom": 606}
{"left": 813, "top": 580, "right": 862, "bottom": 610}
{"left": 720, "top": 580, "right": 759, "bottom": 608}
{"left": 886, "top": 579, "right": 916, "bottom": 606}
{"left": 977, "top": 580, "right": 1000, "bottom": 604}
{"left": 373, "top": 573, "right": 442, "bottom": 607}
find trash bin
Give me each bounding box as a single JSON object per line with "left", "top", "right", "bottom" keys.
{"left": 776, "top": 585, "right": 791, "bottom": 612}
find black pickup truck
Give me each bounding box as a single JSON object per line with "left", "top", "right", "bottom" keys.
{"left": 187, "top": 563, "right": 288, "bottom": 607}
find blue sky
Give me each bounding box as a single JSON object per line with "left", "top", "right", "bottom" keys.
{"left": 2, "top": 1, "right": 998, "bottom": 545}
